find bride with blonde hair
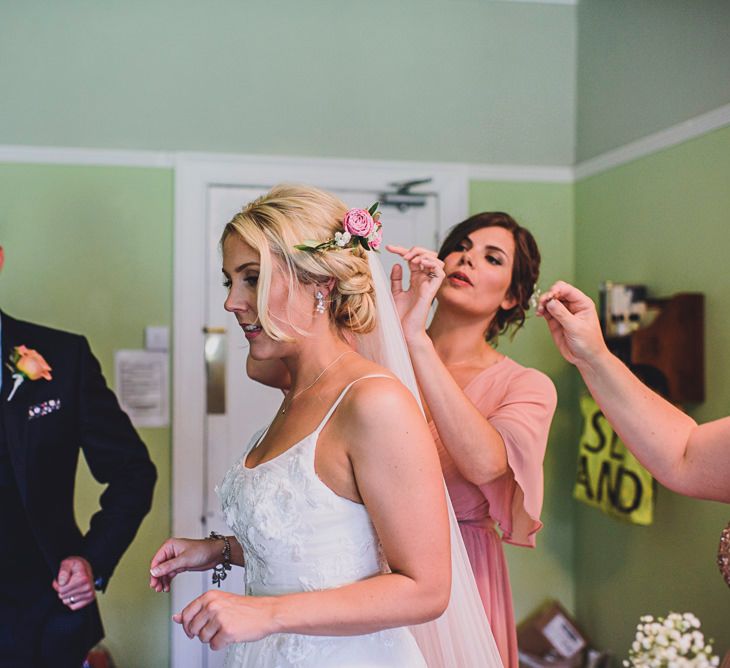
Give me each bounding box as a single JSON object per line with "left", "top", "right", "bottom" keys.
{"left": 150, "top": 185, "right": 502, "bottom": 667}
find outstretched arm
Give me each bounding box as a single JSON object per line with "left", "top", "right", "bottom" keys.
{"left": 538, "top": 281, "right": 730, "bottom": 502}
{"left": 149, "top": 535, "right": 245, "bottom": 592}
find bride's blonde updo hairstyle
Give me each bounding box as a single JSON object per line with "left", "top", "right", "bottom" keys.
{"left": 221, "top": 184, "right": 377, "bottom": 341}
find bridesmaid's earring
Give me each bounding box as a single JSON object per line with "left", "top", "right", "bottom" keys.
{"left": 315, "top": 291, "right": 326, "bottom": 314}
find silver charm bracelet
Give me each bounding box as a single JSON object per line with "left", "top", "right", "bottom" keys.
{"left": 208, "top": 531, "right": 232, "bottom": 587}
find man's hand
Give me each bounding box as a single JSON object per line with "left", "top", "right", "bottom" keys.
{"left": 53, "top": 556, "right": 96, "bottom": 611}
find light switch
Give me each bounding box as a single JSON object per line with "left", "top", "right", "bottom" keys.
{"left": 145, "top": 326, "right": 169, "bottom": 352}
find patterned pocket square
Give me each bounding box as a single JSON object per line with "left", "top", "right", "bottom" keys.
{"left": 28, "top": 398, "right": 62, "bottom": 420}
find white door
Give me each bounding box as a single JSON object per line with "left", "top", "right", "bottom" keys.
{"left": 198, "top": 184, "right": 439, "bottom": 668}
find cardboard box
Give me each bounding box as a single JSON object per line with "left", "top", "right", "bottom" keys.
{"left": 518, "top": 600, "right": 589, "bottom": 667}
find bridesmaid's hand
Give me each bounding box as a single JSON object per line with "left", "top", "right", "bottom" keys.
{"left": 386, "top": 245, "right": 445, "bottom": 342}
{"left": 174, "top": 590, "right": 277, "bottom": 650}
{"left": 536, "top": 280, "right": 609, "bottom": 366}
{"left": 149, "top": 538, "right": 224, "bottom": 593}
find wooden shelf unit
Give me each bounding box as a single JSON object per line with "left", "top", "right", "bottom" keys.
{"left": 605, "top": 292, "right": 704, "bottom": 404}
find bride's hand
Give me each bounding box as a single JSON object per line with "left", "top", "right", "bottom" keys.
{"left": 174, "top": 590, "right": 277, "bottom": 650}
{"left": 149, "top": 537, "right": 223, "bottom": 593}
{"left": 386, "top": 245, "right": 445, "bottom": 342}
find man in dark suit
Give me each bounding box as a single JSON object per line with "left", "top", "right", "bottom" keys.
{"left": 0, "top": 246, "right": 157, "bottom": 667}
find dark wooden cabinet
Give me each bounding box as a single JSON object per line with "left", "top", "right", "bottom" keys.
{"left": 605, "top": 293, "right": 704, "bottom": 404}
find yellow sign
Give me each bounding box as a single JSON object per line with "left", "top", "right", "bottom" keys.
{"left": 574, "top": 395, "right": 655, "bottom": 525}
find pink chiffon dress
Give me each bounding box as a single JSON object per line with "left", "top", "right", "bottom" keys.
{"left": 430, "top": 356, "right": 557, "bottom": 668}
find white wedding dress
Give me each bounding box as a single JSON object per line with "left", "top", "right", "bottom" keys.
{"left": 217, "top": 375, "right": 428, "bottom": 668}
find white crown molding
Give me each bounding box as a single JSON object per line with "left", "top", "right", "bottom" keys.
{"left": 0, "top": 143, "right": 573, "bottom": 183}
{"left": 3, "top": 100, "right": 729, "bottom": 184}
{"left": 0, "top": 144, "right": 175, "bottom": 168}
{"left": 574, "top": 102, "right": 730, "bottom": 181}
{"left": 174, "top": 149, "right": 468, "bottom": 179}
{"left": 177, "top": 151, "right": 576, "bottom": 184}
{"left": 466, "top": 162, "right": 574, "bottom": 183}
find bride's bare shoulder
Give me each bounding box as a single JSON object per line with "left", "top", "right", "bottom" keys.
{"left": 338, "top": 371, "right": 423, "bottom": 432}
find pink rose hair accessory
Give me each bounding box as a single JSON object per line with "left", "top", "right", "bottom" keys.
{"left": 343, "top": 208, "right": 376, "bottom": 238}
{"left": 295, "top": 202, "right": 383, "bottom": 253}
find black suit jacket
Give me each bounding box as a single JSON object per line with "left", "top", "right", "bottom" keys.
{"left": 0, "top": 311, "right": 157, "bottom": 642}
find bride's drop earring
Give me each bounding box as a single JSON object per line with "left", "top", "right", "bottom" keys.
{"left": 315, "top": 291, "right": 326, "bottom": 314}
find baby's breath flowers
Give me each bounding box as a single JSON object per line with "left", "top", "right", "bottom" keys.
{"left": 624, "top": 613, "right": 719, "bottom": 668}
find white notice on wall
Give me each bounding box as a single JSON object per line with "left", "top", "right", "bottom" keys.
{"left": 114, "top": 350, "right": 169, "bottom": 428}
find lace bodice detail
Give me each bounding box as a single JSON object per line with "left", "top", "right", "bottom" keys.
{"left": 217, "top": 423, "right": 388, "bottom": 597}
{"left": 214, "top": 377, "right": 426, "bottom": 667}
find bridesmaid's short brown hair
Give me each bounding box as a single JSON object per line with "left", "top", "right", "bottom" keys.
{"left": 438, "top": 212, "right": 541, "bottom": 343}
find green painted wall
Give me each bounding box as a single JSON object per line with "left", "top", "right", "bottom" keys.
{"left": 574, "top": 126, "right": 730, "bottom": 657}
{"left": 577, "top": 0, "right": 730, "bottom": 161}
{"left": 0, "top": 0, "right": 576, "bottom": 165}
{"left": 469, "top": 181, "right": 577, "bottom": 621}
{"left": 0, "top": 163, "right": 173, "bottom": 667}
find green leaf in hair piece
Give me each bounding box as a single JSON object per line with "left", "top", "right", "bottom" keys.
{"left": 294, "top": 240, "right": 323, "bottom": 251}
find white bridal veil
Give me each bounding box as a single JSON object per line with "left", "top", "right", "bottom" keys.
{"left": 357, "top": 253, "right": 504, "bottom": 668}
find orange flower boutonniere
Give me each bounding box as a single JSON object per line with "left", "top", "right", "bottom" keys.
{"left": 6, "top": 345, "right": 52, "bottom": 401}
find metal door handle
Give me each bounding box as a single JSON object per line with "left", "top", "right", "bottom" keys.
{"left": 204, "top": 328, "right": 226, "bottom": 414}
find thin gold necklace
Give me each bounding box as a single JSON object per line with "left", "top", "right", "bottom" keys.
{"left": 443, "top": 351, "right": 491, "bottom": 368}
{"left": 280, "top": 350, "right": 354, "bottom": 415}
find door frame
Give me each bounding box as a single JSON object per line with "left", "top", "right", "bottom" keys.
{"left": 171, "top": 153, "right": 468, "bottom": 668}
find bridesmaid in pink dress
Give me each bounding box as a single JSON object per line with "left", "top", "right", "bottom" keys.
{"left": 388, "top": 212, "right": 557, "bottom": 668}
